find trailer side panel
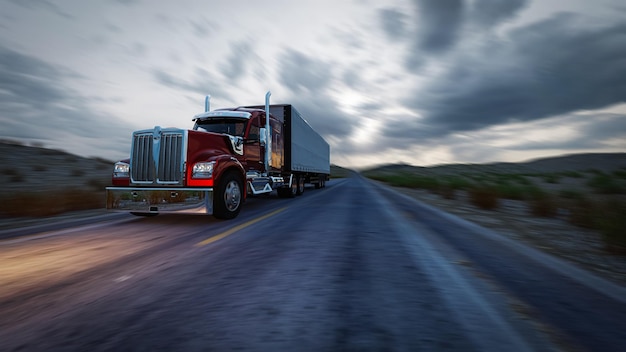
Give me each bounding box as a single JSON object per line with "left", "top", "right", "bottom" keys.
{"left": 287, "top": 106, "right": 330, "bottom": 174}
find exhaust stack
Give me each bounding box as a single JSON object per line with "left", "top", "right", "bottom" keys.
{"left": 265, "top": 91, "right": 271, "bottom": 174}
{"left": 205, "top": 95, "right": 211, "bottom": 112}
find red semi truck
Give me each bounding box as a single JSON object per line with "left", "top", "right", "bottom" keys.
{"left": 106, "top": 92, "right": 330, "bottom": 219}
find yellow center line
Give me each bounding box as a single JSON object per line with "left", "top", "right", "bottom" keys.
{"left": 195, "top": 207, "right": 288, "bottom": 247}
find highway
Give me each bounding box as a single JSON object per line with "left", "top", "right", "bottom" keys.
{"left": 1, "top": 175, "right": 625, "bottom": 351}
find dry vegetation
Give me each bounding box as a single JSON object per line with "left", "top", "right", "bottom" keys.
{"left": 0, "top": 140, "right": 113, "bottom": 217}
{"left": 362, "top": 154, "right": 626, "bottom": 254}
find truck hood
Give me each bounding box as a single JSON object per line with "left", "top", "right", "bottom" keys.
{"left": 187, "top": 129, "right": 243, "bottom": 161}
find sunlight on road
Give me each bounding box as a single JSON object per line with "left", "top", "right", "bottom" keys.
{"left": 0, "top": 229, "right": 158, "bottom": 299}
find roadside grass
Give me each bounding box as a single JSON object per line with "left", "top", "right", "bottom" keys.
{"left": 0, "top": 189, "right": 104, "bottom": 217}
{"left": 528, "top": 187, "right": 558, "bottom": 217}
{"left": 3, "top": 169, "right": 25, "bottom": 183}
{"left": 561, "top": 170, "right": 583, "bottom": 178}
{"left": 596, "top": 200, "right": 626, "bottom": 253}
{"left": 586, "top": 173, "right": 625, "bottom": 194}
{"left": 494, "top": 182, "right": 528, "bottom": 200}
{"left": 437, "top": 176, "right": 472, "bottom": 200}
{"left": 559, "top": 189, "right": 584, "bottom": 199}
{"left": 365, "top": 169, "right": 626, "bottom": 253}
{"left": 468, "top": 186, "right": 499, "bottom": 210}
{"left": 567, "top": 197, "right": 626, "bottom": 253}
{"left": 614, "top": 168, "right": 626, "bottom": 179}
{"left": 365, "top": 173, "right": 441, "bottom": 190}
{"left": 542, "top": 173, "right": 561, "bottom": 184}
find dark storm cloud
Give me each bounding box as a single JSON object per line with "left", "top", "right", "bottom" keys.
{"left": 414, "top": 0, "right": 464, "bottom": 52}
{"left": 277, "top": 49, "right": 355, "bottom": 138}
{"left": 405, "top": 0, "right": 527, "bottom": 70}
{"left": 219, "top": 41, "right": 254, "bottom": 82}
{"left": 0, "top": 46, "right": 82, "bottom": 106}
{"left": 152, "top": 67, "right": 232, "bottom": 101}
{"left": 405, "top": 0, "right": 464, "bottom": 70}
{"left": 0, "top": 46, "right": 132, "bottom": 155}
{"left": 400, "top": 14, "right": 626, "bottom": 139}
{"left": 470, "top": 0, "right": 528, "bottom": 28}
{"left": 379, "top": 8, "right": 409, "bottom": 40}
{"left": 278, "top": 49, "right": 334, "bottom": 93}
{"left": 7, "top": 0, "right": 73, "bottom": 19}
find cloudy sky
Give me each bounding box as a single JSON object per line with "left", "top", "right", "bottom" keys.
{"left": 1, "top": 0, "right": 625, "bottom": 168}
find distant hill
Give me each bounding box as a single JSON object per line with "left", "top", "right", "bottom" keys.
{"left": 330, "top": 164, "right": 353, "bottom": 178}
{"left": 0, "top": 141, "right": 113, "bottom": 193}
{"left": 363, "top": 153, "right": 626, "bottom": 176}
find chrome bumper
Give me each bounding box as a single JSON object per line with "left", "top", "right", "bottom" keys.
{"left": 106, "top": 187, "right": 214, "bottom": 215}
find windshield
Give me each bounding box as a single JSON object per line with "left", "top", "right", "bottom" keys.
{"left": 194, "top": 119, "right": 247, "bottom": 137}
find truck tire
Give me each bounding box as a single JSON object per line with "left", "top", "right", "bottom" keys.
{"left": 296, "top": 175, "right": 305, "bottom": 195}
{"left": 277, "top": 175, "right": 298, "bottom": 198}
{"left": 213, "top": 172, "right": 243, "bottom": 219}
{"left": 288, "top": 176, "right": 297, "bottom": 198}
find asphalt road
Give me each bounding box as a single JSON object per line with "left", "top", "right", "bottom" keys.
{"left": 1, "top": 175, "right": 625, "bottom": 351}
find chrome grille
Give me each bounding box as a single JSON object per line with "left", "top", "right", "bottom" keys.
{"left": 130, "top": 129, "right": 185, "bottom": 185}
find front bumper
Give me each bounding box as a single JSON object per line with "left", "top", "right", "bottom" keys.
{"left": 106, "top": 187, "right": 214, "bottom": 215}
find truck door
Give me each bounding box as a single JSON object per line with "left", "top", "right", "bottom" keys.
{"left": 244, "top": 116, "right": 264, "bottom": 172}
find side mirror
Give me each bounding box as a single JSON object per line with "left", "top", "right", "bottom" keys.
{"left": 259, "top": 128, "right": 267, "bottom": 146}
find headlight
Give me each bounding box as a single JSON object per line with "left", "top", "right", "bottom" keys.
{"left": 192, "top": 161, "right": 215, "bottom": 178}
{"left": 113, "top": 162, "right": 130, "bottom": 178}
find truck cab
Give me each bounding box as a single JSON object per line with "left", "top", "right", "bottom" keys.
{"left": 106, "top": 92, "right": 329, "bottom": 220}
{"left": 193, "top": 108, "right": 283, "bottom": 174}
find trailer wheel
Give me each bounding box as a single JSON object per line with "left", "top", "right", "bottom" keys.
{"left": 296, "top": 176, "right": 305, "bottom": 195}
{"left": 214, "top": 172, "right": 243, "bottom": 219}
{"left": 277, "top": 175, "right": 298, "bottom": 198}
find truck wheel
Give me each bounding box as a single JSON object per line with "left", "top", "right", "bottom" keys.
{"left": 296, "top": 176, "right": 305, "bottom": 195}
{"left": 285, "top": 176, "right": 297, "bottom": 198}
{"left": 276, "top": 176, "right": 298, "bottom": 198}
{"left": 214, "top": 172, "right": 243, "bottom": 219}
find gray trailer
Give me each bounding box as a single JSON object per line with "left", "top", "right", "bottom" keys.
{"left": 244, "top": 104, "right": 330, "bottom": 196}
